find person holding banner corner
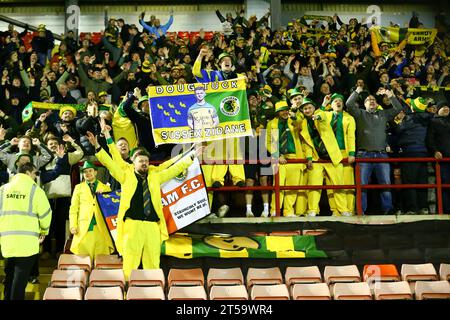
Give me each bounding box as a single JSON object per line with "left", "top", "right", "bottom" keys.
{"left": 86, "top": 130, "right": 201, "bottom": 279}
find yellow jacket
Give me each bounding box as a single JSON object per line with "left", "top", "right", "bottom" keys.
{"left": 112, "top": 109, "right": 139, "bottom": 150}
{"left": 96, "top": 147, "right": 193, "bottom": 255}
{"left": 317, "top": 108, "right": 356, "bottom": 157}
{"left": 266, "top": 116, "right": 305, "bottom": 167}
{"left": 300, "top": 109, "right": 343, "bottom": 166}
{"left": 69, "top": 180, "right": 114, "bottom": 254}
{"left": 0, "top": 174, "right": 52, "bottom": 258}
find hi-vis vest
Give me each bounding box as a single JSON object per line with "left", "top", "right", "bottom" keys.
{"left": 0, "top": 173, "right": 52, "bottom": 258}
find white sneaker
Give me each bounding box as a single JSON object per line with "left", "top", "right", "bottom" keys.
{"left": 217, "top": 205, "right": 230, "bottom": 218}
{"left": 207, "top": 213, "right": 218, "bottom": 219}
{"left": 261, "top": 210, "right": 269, "bottom": 218}
{"left": 341, "top": 212, "right": 353, "bottom": 217}
{"left": 284, "top": 213, "right": 296, "bottom": 218}
{"left": 306, "top": 212, "right": 317, "bottom": 217}
{"left": 246, "top": 211, "right": 255, "bottom": 217}
{"left": 269, "top": 211, "right": 277, "bottom": 217}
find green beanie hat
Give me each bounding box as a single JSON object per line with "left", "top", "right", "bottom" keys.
{"left": 80, "top": 161, "right": 97, "bottom": 172}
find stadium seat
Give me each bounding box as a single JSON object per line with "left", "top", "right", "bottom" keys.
{"left": 209, "top": 285, "right": 248, "bottom": 300}
{"left": 50, "top": 269, "right": 87, "bottom": 289}
{"left": 129, "top": 269, "right": 165, "bottom": 288}
{"left": 374, "top": 281, "right": 413, "bottom": 300}
{"left": 324, "top": 265, "right": 361, "bottom": 284}
{"left": 251, "top": 284, "right": 290, "bottom": 300}
{"left": 58, "top": 254, "right": 92, "bottom": 272}
{"left": 414, "top": 281, "right": 450, "bottom": 300}
{"left": 246, "top": 267, "right": 283, "bottom": 288}
{"left": 401, "top": 263, "right": 438, "bottom": 282}
{"left": 89, "top": 269, "right": 126, "bottom": 289}
{"left": 302, "top": 229, "right": 327, "bottom": 236}
{"left": 94, "top": 254, "right": 123, "bottom": 269}
{"left": 285, "top": 266, "right": 322, "bottom": 286}
{"left": 168, "top": 268, "right": 204, "bottom": 287}
{"left": 291, "top": 283, "right": 331, "bottom": 300}
{"left": 43, "top": 287, "right": 83, "bottom": 300}
{"left": 268, "top": 230, "right": 301, "bottom": 236}
{"left": 126, "top": 286, "right": 165, "bottom": 300}
{"left": 363, "top": 264, "right": 400, "bottom": 282}
{"left": 207, "top": 268, "right": 244, "bottom": 288}
{"left": 440, "top": 263, "right": 450, "bottom": 281}
{"left": 333, "top": 282, "right": 372, "bottom": 300}
{"left": 168, "top": 286, "right": 207, "bottom": 300}
{"left": 85, "top": 287, "right": 124, "bottom": 300}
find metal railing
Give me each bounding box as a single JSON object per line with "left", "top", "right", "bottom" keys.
{"left": 85, "top": 156, "right": 450, "bottom": 216}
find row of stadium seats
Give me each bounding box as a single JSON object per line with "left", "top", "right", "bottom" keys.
{"left": 45, "top": 254, "right": 450, "bottom": 300}
{"left": 44, "top": 280, "right": 450, "bottom": 300}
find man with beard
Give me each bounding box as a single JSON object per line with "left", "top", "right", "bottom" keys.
{"left": 87, "top": 128, "right": 199, "bottom": 279}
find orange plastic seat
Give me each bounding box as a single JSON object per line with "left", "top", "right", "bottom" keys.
{"left": 363, "top": 264, "right": 400, "bottom": 282}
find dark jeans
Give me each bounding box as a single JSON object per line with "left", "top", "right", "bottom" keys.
{"left": 400, "top": 152, "right": 429, "bottom": 212}
{"left": 4, "top": 254, "right": 38, "bottom": 300}
{"left": 357, "top": 151, "right": 393, "bottom": 213}
{"left": 43, "top": 197, "right": 70, "bottom": 254}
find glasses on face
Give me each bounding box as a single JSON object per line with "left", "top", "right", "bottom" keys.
{"left": 366, "top": 98, "right": 376, "bottom": 102}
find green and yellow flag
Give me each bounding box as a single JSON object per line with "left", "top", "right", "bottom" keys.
{"left": 21, "top": 101, "right": 85, "bottom": 122}
{"left": 148, "top": 77, "right": 253, "bottom": 145}
{"left": 161, "top": 233, "right": 327, "bottom": 259}
{"left": 371, "top": 26, "right": 437, "bottom": 46}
